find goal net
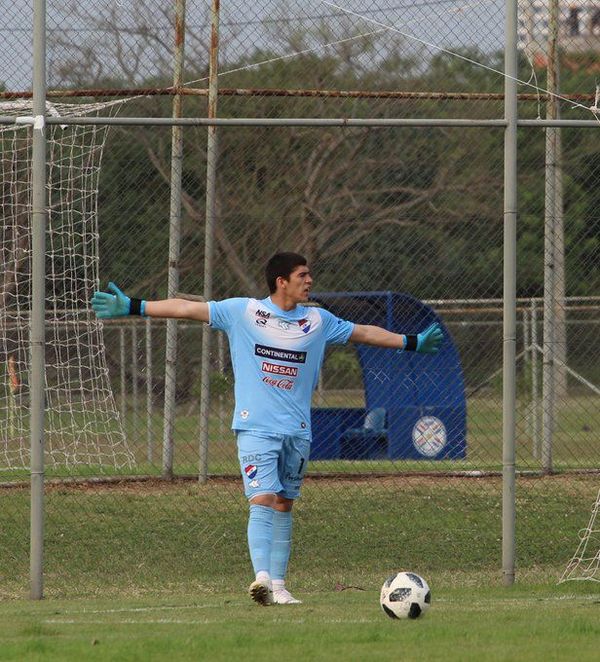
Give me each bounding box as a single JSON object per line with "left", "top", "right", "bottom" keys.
{"left": 0, "top": 100, "right": 134, "bottom": 471}
{"left": 560, "top": 487, "right": 600, "bottom": 583}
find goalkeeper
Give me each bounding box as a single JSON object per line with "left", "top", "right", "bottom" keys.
{"left": 91, "top": 252, "right": 443, "bottom": 606}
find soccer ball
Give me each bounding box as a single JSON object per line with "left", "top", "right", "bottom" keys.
{"left": 380, "top": 571, "right": 431, "bottom": 619}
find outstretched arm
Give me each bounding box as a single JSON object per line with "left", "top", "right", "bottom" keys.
{"left": 91, "top": 282, "right": 209, "bottom": 322}
{"left": 350, "top": 322, "right": 443, "bottom": 354}
{"left": 144, "top": 298, "right": 209, "bottom": 322}
{"left": 350, "top": 324, "right": 405, "bottom": 349}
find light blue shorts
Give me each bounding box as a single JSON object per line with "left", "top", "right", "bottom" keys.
{"left": 236, "top": 431, "right": 311, "bottom": 500}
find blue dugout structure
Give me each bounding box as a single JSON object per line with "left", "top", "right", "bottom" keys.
{"left": 310, "top": 292, "right": 467, "bottom": 461}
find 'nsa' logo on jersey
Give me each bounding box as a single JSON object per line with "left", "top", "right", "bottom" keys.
{"left": 298, "top": 318, "right": 311, "bottom": 333}
{"left": 255, "top": 309, "right": 270, "bottom": 326}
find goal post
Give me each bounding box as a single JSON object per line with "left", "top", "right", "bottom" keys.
{"left": 0, "top": 100, "right": 134, "bottom": 472}
{"left": 560, "top": 487, "right": 600, "bottom": 583}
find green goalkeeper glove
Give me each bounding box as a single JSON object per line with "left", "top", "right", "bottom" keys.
{"left": 399, "top": 322, "right": 444, "bottom": 354}
{"left": 91, "top": 282, "right": 145, "bottom": 318}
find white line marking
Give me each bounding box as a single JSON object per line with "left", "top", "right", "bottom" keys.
{"left": 45, "top": 616, "right": 381, "bottom": 626}
{"left": 44, "top": 619, "right": 218, "bottom": 625}
{"left": 59, "top": 603, "right": 244, "bottom": 615}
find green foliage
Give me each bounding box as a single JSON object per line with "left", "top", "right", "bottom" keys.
{"left": 426, "top": 48, "right": 505, "bottom": 93}
{"left": 322, "top": 347, "right": 363, "bottom": 389}
{"left": 87, "top": 40, "right": 600, "bottom": 303}
{"left": 208, "top": 371, "right": 232, "bottom": 399}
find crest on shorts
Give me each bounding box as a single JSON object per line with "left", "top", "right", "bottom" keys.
{"left": 244, "top": 464, "right": 258, "bottom": 480}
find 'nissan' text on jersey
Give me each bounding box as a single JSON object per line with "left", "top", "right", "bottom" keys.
{"left": 208, "top": 297, "right": 354, "bottom": 437}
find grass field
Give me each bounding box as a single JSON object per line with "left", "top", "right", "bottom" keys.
{"left": 1, "top": 473, "right": 598, "bottom": 661}
{"left": 1, "top": 475, "right": 598, "bottom": 597}
{"left": 1, "top": 584, "right": 599, "bottom": 661}
{"left": 1, "top": 392, "right": 599, "bottom": 660}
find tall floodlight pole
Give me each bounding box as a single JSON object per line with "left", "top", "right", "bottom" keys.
{"left": 162, "top": 0, "right": 187, "bottom": 479}
{"left": 502, "top": 0, "right": 518, "bottom": 587}
{"left": 199, "top": 0, "right": 220, "bottom": 483}
{"left": 30, "top": 0, "right": 47, "bottom": 600}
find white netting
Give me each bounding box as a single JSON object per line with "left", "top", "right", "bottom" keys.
{"left": 560, "top": 486, "right": 600, "bottom": 583}
{"left": 0, "top": 100, "right": 134, "bottom": 470}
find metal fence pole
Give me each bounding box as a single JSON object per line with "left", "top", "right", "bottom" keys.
{"left": 502, "top": 0, "right": 518, "bottom": 587}
{"left": 553, "top": 131, "right": 566, "bottom": 402}
{"left": 9, "top": 116, "right": 600, "bottom": 129}
{"left": 531, "top": 300, "right": 540, "bottom": 459}
{"left": 547, "top": 0, "right": 566, "bottom": 403}
{"left": 542, "top": 0, "right": 561, "bottom": 474}
{"left": 523, "top": 306, "right": 529, "bottom": 368}
{"left": 131, "top": 324, "right": 139, "bottom": 441}
{"left": 30, "top": 0, "right": 47, "bottom": 601}
{"left": 162, "top": 0, "right": 187, "bottom": 479}
{"left": 146, "top": 317, "right": 153, "bottom": 464}
{"left": 198, "top": 0, "right": 220, "bottom": 483}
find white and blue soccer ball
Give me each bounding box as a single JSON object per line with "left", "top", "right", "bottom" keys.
{"left": 380, "top": 571, "right": 431, "bottom": 619}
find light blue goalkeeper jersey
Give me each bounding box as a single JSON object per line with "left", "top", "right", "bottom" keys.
{"left": 208, "top": 296, "right": 354, "bottom": 437}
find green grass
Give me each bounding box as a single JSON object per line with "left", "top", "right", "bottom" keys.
{"left": 1, "top": 394, "right": 598, "bottom": 659}
{"left": 1, "top": 473, "right": 598, "bottom": 660}
{"left": 1, "top": 476, "right": 597, "bottom": 602}
{"left": 0, "top": 584, "right": 599, "bottom": 661}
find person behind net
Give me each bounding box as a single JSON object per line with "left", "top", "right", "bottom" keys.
{"left": 90, "top": 252, "right": 443, "bottom": 606}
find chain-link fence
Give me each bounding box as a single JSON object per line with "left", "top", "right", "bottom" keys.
{"left": 1, "top": 0, "right": 599, "bottom": 599}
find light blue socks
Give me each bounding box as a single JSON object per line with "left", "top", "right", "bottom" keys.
{"left": 248, "top": 505, "right": 293, "bottom": 580}
{"left": 247, "top": 504, "right": 274, "bottom": 575}
{"left": 270, "top": 510, "right": 293, "bottom": 581}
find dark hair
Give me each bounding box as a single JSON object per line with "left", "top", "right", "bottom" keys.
{"left": 265, "top": 252, "right": 307, "bottom": 294}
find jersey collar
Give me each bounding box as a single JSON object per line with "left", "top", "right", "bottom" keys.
{"left": 261, "top": 296, "right": 306, "bottom": 319}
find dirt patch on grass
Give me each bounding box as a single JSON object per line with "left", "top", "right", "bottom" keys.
{"left": 1, "top": 471, "right": 597, "bottom": 498}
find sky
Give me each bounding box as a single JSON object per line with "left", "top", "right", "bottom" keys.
{"left": 0, "top": 0, "right": 506, "bottom": 92}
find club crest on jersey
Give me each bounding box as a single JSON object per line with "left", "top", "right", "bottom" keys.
{"left": 244, "top": 464, "right": 258, "bottom": 480}
{"left": 298, "top": 318, "right": 311, "bottom": 334}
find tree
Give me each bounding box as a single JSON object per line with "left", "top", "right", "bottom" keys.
{"left": 45, "top": 2, "right": 599, "bottom": 303}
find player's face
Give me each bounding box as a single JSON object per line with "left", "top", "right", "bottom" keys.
{"left": 284, "top": 264, "right": 313, "bottom": 302}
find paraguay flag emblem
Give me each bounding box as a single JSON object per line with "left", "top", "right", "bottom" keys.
{"left": 298, "top": 318, "right": 311, "bottom": 334}
{"left": 245, "top": 464, "right": 257, "bottom": 480}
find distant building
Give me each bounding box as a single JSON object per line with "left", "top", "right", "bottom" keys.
{"left": 518, "top": 1, "right": 600, "bottom": 65}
